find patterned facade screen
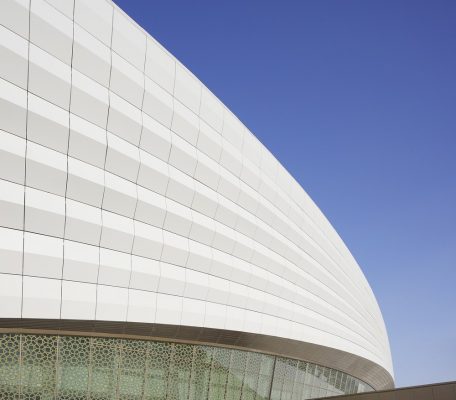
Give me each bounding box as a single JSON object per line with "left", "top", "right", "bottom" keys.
{"left": 0, "top": 334, "right": 372, "bottom": 400}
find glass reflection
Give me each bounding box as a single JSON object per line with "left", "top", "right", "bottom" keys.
{"left": 0, "top": 333, "right": 373, "bottom": 400}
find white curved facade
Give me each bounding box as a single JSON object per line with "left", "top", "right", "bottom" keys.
{"left": 0, "top": 0, "right": 393, "bottom": 391}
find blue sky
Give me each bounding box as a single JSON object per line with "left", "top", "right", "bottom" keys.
{"left": 113, "top": 0, "right": 456, "bottom": 387}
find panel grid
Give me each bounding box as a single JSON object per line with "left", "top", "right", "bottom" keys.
{"left": 0, "top": 9, "right": 386, "bottom": 352}
{"left": 0, "top": 2, "right": 388, "bottom": 361}
{"left": 0, "top": 0, "right": 393, "bottom": 389}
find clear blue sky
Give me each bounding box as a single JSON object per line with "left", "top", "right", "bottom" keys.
{"left": 113, "top": 0, "right": 456, "bottom": 387}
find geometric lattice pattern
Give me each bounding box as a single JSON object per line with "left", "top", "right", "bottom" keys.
{"left": 0, "top": 334, "right": 372, "bottom": 399}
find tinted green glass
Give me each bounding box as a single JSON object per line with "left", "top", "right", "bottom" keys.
{"left": 0, "top": 333, "right": 373, "bottom": 399}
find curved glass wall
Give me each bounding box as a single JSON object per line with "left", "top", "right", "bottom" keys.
{"left": 0, "top": 334, "right": 372, "bottom": 399}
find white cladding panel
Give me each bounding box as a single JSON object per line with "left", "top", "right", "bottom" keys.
{"left": 0, "top": 0, "right": 393, "bottom": 380}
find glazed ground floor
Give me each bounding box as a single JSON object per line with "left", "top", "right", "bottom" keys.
{"left": 0, "top": 333, "right": 372, "bottom": 400}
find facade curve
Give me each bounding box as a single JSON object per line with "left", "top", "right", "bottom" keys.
{"left": 0, "top": 0, "right": 393, "bottom": 398}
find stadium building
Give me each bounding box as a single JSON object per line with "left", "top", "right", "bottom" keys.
{"left": 0, "top": 0, "right": 394, "bottom": 398}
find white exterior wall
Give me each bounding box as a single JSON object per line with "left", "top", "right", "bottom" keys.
{"left": 0, "top": 0, "right": 393, "bottom": 380}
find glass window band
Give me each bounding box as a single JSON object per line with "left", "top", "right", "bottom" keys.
{"left": 0, "top": 333, "right": 373, "bottom": 399}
